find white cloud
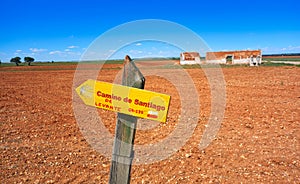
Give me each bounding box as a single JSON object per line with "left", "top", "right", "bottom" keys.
{"left": 16, "top": 49, "right": 22, "bottom": 52}
{"left": 30, "top": 48, "right": 47, "bottom": 53}
{"left": 49, "top": 50, "right": 81, "bottom": 59}
{"left": 135, "top": 43, "right": 142, "bottom": 46}
{"left": 129, "top": 50, "right": 143, "bottom": 54}
{"left": 284, "top": 45, "right": 300, "bottom": 51}
{"left": 65, "top": 49, "right": 71, "bottom": 52}
{"left": 262, "top": 45, "right": 300, "bottom": 53}
{"left": 68, "top": 45, "right": 78, "bottom": 49}
{"left": 49, "top": 50, "right": 63, "bottom": 55}
{"left": 281, "top": 48, "right": 287, "bottom": 51}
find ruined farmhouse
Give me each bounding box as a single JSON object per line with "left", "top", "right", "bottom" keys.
{"left": 180, "top": 52, "right": 201, "bottom": 65}
{"left": 206, "top": 50, "right": 262, "bottom": 65}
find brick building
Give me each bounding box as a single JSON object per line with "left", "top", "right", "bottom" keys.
{"left": 206, "top": 50, "right": 262, "bottom": 65}
{"left": 180, "top": 52, "right": 201, "bottom": 65}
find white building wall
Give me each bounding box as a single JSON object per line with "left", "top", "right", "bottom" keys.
{"left": 206, "top": 59, "right": 226, "bottom": 64}
{"left": 180, "top": 57, "right": 201, "bottom": 65}
{"left": 206, "top": 57, "right": 262, "bottom": 65}
{"left": 233, "top": 58, "right": 250, "bottom": 64}
{"left": 180, "top": 58, "right": 201, "bottom": 65}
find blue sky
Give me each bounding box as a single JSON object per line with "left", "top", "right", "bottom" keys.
{"left": 0, "top": 0, "right": 299, "bottom": 62}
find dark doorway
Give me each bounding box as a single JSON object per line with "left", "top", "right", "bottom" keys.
{"left": 226, "top": 55, "right": 233, "bottom": 64}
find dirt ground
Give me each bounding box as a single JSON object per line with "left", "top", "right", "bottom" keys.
{"left": 0, "top": 62, "right": 299, "bottom": 183}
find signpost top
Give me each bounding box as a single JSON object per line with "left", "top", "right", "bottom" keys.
{"left": 122, "top": 55, "right": 145, "bottom": 89}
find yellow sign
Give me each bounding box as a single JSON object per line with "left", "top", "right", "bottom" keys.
{"left": 76, "top": 79, "right": 170, "bottom": 122}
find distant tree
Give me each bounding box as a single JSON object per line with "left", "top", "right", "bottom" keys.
{"left": 10, "top": 57, "right": 22, "bottom": 66}
{"left": 24, "top": 56, "right": 35, "bottom": 66}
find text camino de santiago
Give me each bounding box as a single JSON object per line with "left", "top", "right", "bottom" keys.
{"left": 95, "top": 91, "right": 165, "bottom": 114}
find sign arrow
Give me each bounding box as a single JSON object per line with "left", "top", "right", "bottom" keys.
{"left": 76, "top": 79, "right": 170, "bottom": 122}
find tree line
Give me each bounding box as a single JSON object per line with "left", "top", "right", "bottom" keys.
{"left": 10, "top": 56, "right": 35, "bottom": 66}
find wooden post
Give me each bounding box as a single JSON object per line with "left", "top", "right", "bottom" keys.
{"left": 109, "top": 55, "right": 145, "bottom": 184}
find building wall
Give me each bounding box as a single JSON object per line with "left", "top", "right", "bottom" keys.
{"left": 180, "top": 52, "right": 201, "bottom": 65}
{"left": 206, "top": 50, "right": 262, "bottom": 64}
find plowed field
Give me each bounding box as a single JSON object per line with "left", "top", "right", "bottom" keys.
{"left": 1, "top": 62, "right": 299, "bottom": 183}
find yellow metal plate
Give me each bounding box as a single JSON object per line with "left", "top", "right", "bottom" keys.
{"left": 76, "top": 79, "right": 170, "bottom": 122}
